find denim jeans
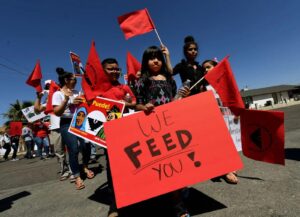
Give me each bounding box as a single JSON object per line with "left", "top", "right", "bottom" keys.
{"left": 25, "top": 140, "right": 34, "bottom": 158}
{"left": 60, "top": 120, "right": 91, "bottom": 178}
{"left": 34, "top": 136, "right": 50, "bottom": 157}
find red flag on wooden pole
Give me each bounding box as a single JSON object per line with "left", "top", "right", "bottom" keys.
{"left": 26, "top": 60, "right": 43, "bottom": 92}
{"left": 240, "top": 109, "right": 285, "bottom": 165}
{"left": 118, "top": 8, "right": 155, "bottom": 40}
{"left": 204, "top": 57, "right": 244, "bottom": 115}
{"left": 126, "top": 51, "right": 141, "bottom": 82}
{"left": 44, "top": 81, "right": 60, "bottom": 115}
{"left": 82, "top": 41, "right": 112, "bottom": 101}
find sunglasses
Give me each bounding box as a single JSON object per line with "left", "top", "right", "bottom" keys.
{"left": 106, "top": 67, "right": 121, "bottom": 72}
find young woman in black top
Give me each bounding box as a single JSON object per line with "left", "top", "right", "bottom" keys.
{"left": 173, "top": 36, "right": 205, "bottom": 95}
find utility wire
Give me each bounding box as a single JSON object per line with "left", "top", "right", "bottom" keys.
{"left": 0, "top": 62, "right": 27, "bottom": 76}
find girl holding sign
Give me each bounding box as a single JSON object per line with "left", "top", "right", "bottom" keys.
{"left": 52, "top": 67, "right": 94, "bottom": 190}
{"left": 135, "top": 46, "right": 190, "bottom": 217}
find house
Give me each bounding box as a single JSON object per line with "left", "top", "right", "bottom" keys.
{"left": 240, "top": 84, "right": 300, "bottom": 109}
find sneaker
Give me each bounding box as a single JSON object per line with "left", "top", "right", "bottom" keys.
{"left": 69, "top": 175, "right": 76, "bottom": 183}
{"left": 11, "top": 158, "right": 19, "bottom": 161}
{"left": 60, "top": 171, "right": 70, "bottom": 181}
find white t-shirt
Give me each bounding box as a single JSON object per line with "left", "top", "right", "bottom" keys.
{"left": 22, "top": 127, "right": 33, "bottom": 141}
{"left": 52, "top": 90, "right": 79, "bottom": 118}
{"left": 49, "top": 114, "right": 60, "bottom": 130}
{"left": 0, "top": 133, "right": 10, "bottom": 144}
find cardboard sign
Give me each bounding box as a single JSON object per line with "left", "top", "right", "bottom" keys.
{"left": 22, "top": 105, "right": 47, "bottom": 123}
{"left": 221, "top": 107, "right": 242, "bottom": 152}
{"left": 9, "top": 121, "right": 22, "bottom": 136}
{"left": 68, "top": 97, "right": 125, "bottom": 148}
{"left": 104, "top": 91, "right": 243, "bottom": 208}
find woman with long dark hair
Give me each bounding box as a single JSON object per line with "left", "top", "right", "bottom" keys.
{"left": 52, "top": 67, "right": 94, "bottom": 190}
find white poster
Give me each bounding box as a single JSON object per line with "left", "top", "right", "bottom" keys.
{"left": 22, "top": 105, "right": 47, "bottom": 123}
{"left": 221, "top": 107, "right": 242, "bottom": 152}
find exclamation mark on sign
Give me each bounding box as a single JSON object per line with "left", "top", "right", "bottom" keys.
{"left": 187, "top": 152, "right": 201, "bottom": 167}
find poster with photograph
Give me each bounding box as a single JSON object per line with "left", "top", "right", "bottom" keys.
{"left": 68, "top": 97, "right": 125, "bottom": 148}
{"left": 21, "top": 105, "right": 47, "bottom": 123}
{"left": 70, "top": 51, "right": 85, "bottom": 76}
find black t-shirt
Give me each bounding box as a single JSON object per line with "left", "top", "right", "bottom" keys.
{"left": 173, "top": 60, "right": 205, "bottom": 95}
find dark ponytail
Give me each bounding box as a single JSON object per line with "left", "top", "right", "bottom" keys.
{"left": 56, "top": 67, "right": 73, "bottom": 86}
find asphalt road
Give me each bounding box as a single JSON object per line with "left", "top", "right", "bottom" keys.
{"left": 0, "top": 105, "right": 299, "bottom": 217}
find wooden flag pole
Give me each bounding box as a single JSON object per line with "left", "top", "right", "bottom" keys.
{"left": 189, "top": 76, "right": 205, "bottom": 91}
{"left": 154, "top": 29, "right": 163, "bottom": 45}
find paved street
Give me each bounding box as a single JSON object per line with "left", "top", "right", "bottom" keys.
{"left": 0, "top": 105, "right": 299, "bottom": 217}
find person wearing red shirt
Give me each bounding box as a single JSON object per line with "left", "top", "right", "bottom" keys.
{"left": 33, "top": 120, "right": 50, "bottom": 160}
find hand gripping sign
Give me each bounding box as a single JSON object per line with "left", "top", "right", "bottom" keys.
{"left": 104, "top": 91, "right": 243, "bottom": 208}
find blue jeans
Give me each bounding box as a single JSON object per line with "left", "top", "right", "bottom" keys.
{"left": 34, "top": 136, "right": 50, "bottom": 158}
{"left": 60, "top": 120, "right": 91, "bottom": 178}
{"left": 25, "top": 140, "right": 34, "bottom": 158}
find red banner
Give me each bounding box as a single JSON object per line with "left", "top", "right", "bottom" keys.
{"left": 240, "top": 109, "right": 285, "bottom": 165}
{"left": 104, "top": 91, "right": 243, "bottom": 208}
{"left": 9, "top": 122, "right": 22, "bottom": 136}
{"left": 68, "top": 97, "right": 125, "bottom": 148}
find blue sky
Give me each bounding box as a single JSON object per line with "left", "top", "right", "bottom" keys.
{"left": 1, "top": 0, "right": 299, "bottom": 125}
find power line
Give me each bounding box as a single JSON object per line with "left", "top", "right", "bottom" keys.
{"left": 0, "top": 62, "right": 27, "bottom": 76}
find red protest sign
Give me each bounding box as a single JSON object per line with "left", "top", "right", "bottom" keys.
{"left": 104, "top": 91, "right": 243, "bottom": 208}
{"left": 68, "top": 97, "right": 125, "bottom": 148}
{"left": 9, "top": 121, "right": 22, "bottom": 136}
{"left": 240, "top": 109, "right": 285, "bottom": 165}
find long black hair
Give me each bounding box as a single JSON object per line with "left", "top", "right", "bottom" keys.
{"left": 141, "top": 46, "right": 169, "bottom": 79}
{"left": 56, "top": 67, "right": 74, "bottom": 86}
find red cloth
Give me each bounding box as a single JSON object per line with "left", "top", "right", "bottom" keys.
{"left": 204, "top": 57, "right": 244, "bottom": 115}
{"left": 240, "top": 109, "right": 285, "bottom": 165}
{"left": 9, "top": 122, "right": 22, "bottom": 136}
{"left": 118, "top": 8, "right": 155, "bottom": 39}
{"left": 101, "top": 83, "right": 136, "bottom": 103}
{"left": 44, "top": 81, "right": 60, "bottom": 115}
{"left": 26, "top": 60, "right": 43, "bottom": 92}
{"left": 33, "top": 122, "right": 49, "bottom": 138}
{"left": 126, "top": 51, "right": 141, "bottom": 81}
{"left": 82, "top": 41, "right": 112, "bottom": 101}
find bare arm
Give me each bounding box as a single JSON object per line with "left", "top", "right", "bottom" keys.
{"left": 161, "top": 45, "right": 173, "bottom": 74}
{"left": 34, "top": 92, "right": 46, "bottom": 113}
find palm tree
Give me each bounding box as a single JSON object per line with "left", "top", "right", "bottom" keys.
{"left": 2, "top": 100, "right": 34, "bottom": 124}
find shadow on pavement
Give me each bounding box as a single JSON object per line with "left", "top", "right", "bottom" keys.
{"left": 89, "top": 187, "right": 226, "bottom": 216}
{"left": 285, "top": 148, "right": 300, "bottom": 161}
{"left": 0, "top": 191, "right": 31, "bottom": 212}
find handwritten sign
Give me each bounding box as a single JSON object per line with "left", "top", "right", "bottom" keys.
{"left": 68, "top": 97, "right": 125, "bottom": 148}
{"left": 104, "top": 91, "right": 243, "bottom": 208}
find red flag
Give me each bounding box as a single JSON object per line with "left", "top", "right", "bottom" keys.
{"left": 26, "top": 60, "right": 43, "bottom": 92}
{"left": 82, "top": 41, "right": 112, "bottom": 101}
{"left": 126, "top": 51, "right": 141, "bottom": 81}
{"left": 204, "top": 57, "right": 244, "bottom": 115}
{"left": 9, "top": 121, "right": 22, "bottom": 136}
{"left": 44, "top": 81, "right": 60, "bottom": 115}
{"left": 240, "top": 109, "right": 285, "bottom": 165}
{"left": 118, "top": 8, "right": 155, "bottom": 39}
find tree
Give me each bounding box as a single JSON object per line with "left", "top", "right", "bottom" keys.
{"left": 2, "top": 100, "right": 34, "bottom": 124}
